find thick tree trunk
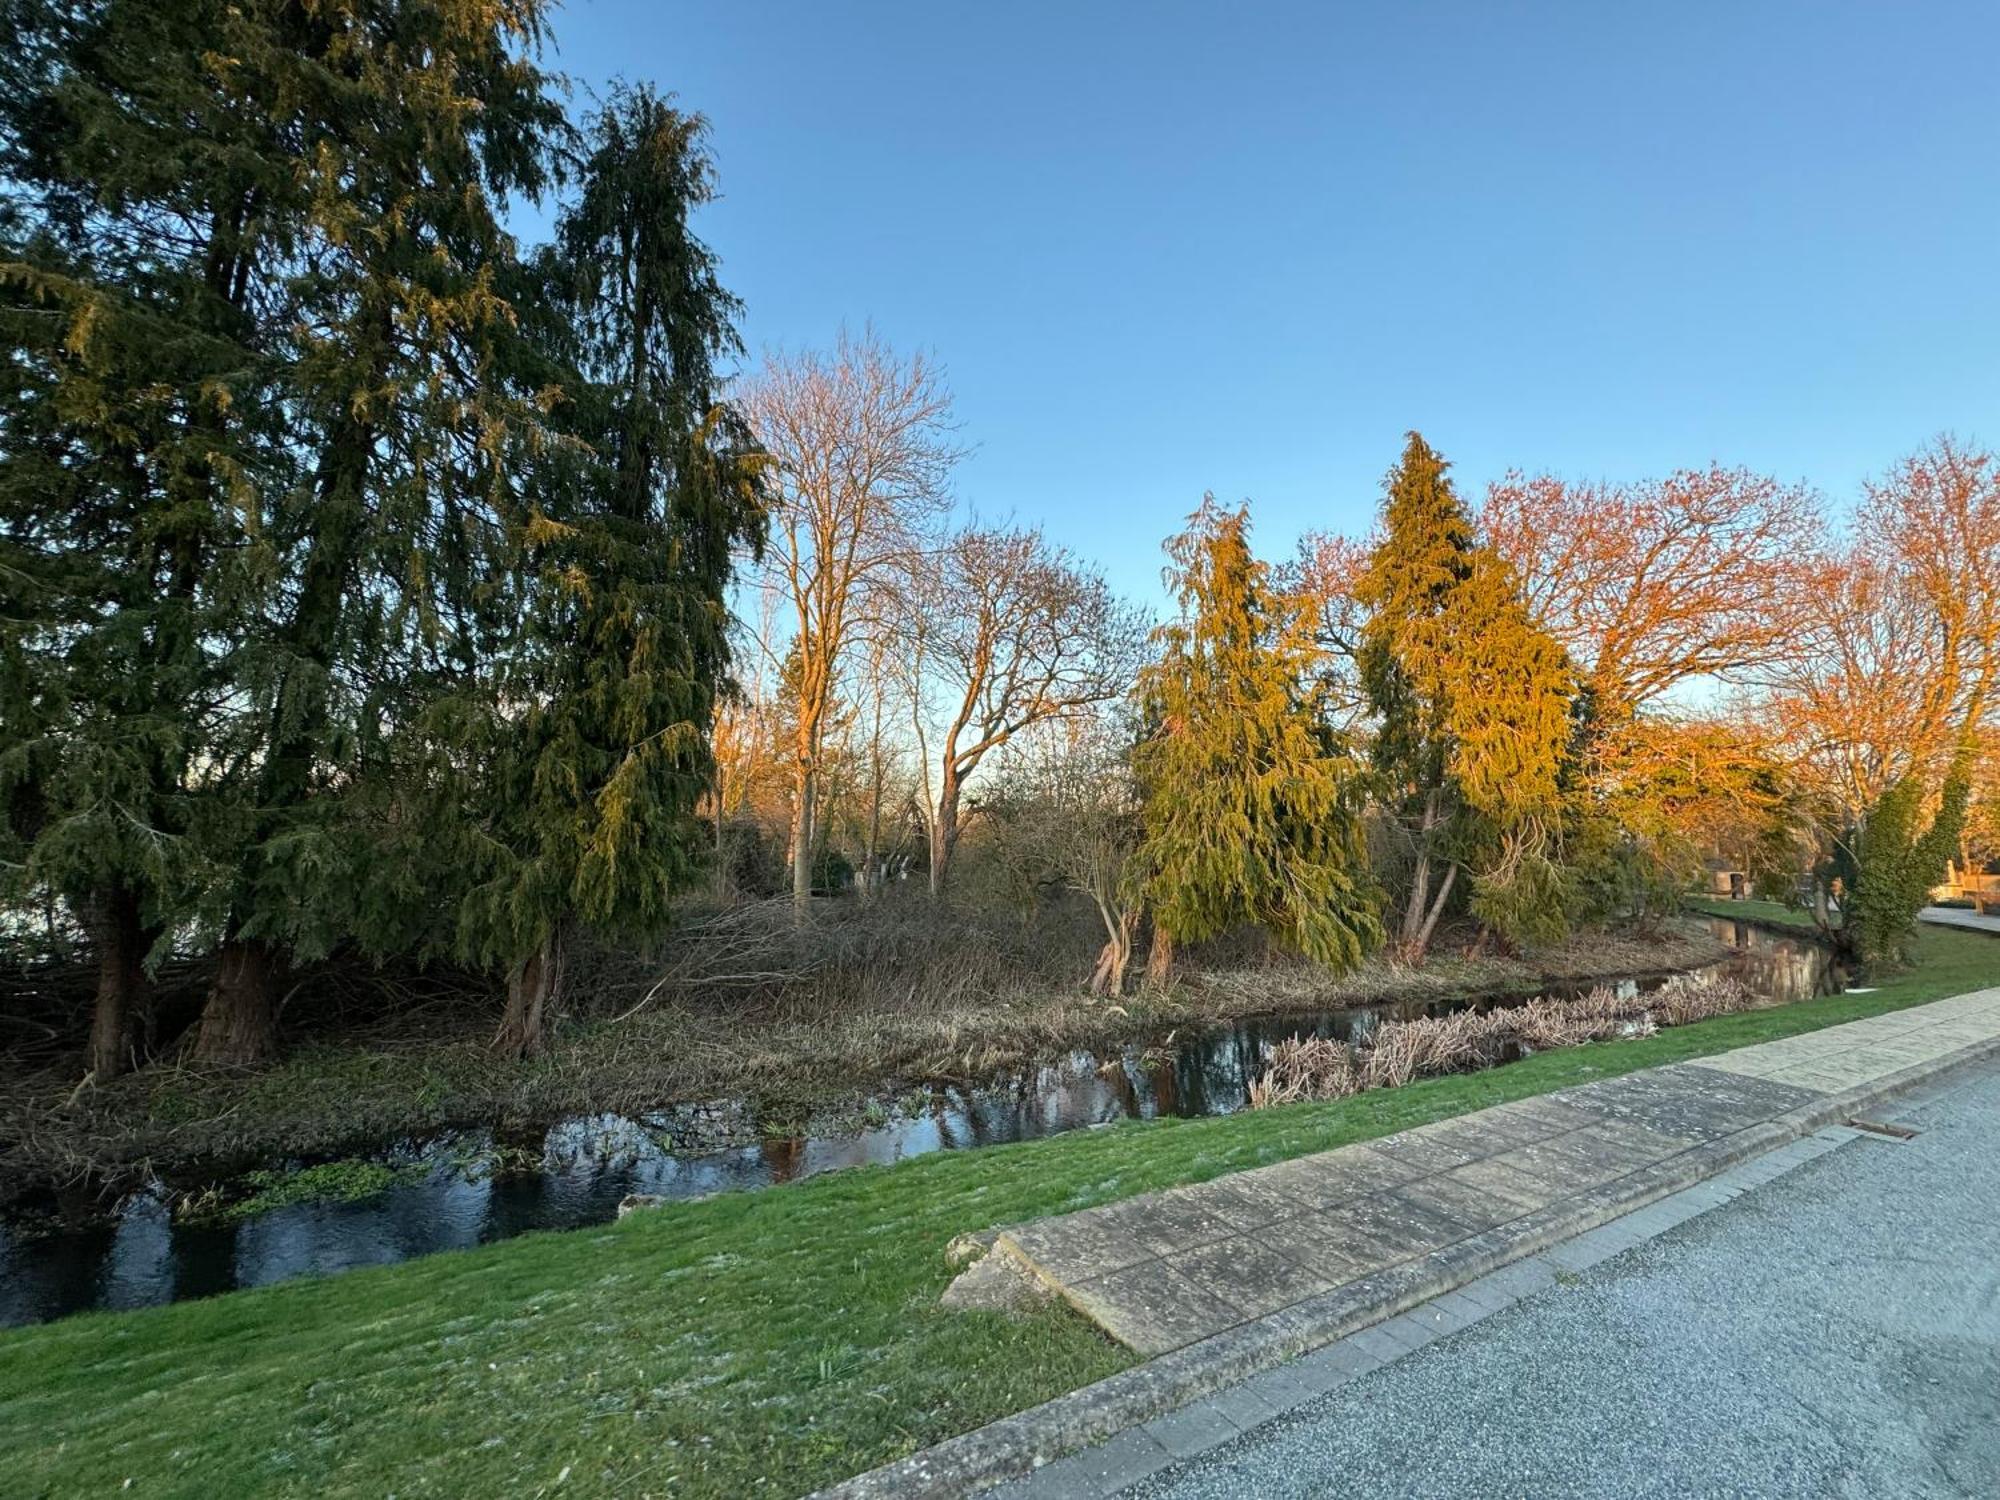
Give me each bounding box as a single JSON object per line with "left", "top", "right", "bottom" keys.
{"left": 929, "top": 766, "right": 962, "bottom": 897}
{"left": 494, "top": 931, "right": 563, "bottom": 1060}
{"left": 194, "top": 937, "right": 280, "bottom": 1065}
{"left": 86, "top": 886, "right": 146, "bottom": 1081}
{"left": 1144, "top": 923, "right": 1174, "bottom": 986}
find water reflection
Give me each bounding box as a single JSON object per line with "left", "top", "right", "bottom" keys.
{"left": 1702, "top": 913, "right": 1839, "bottom": 1005}
{"left": 0, "top": 915, "right": 1835, "bottom": 1326}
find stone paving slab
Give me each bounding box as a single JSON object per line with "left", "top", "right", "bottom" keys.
{"left": 996, "top": 1023, "right": 2000, "bottom": 1364}
{"left": 814, "top": 986, "right": 2000, "bottom": 1500}
{"left": 992, "top": 1062, "right": 1840, "bottom": 1357}
{"left": 985, "top": 1114, "right": 1916, "bottom": 1500}
{"left": 1919, "top": 903, "right": 2000, "bottom": 934}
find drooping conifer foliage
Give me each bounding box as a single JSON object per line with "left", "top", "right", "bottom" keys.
{"left": 1, "top": 0, "right": 310, "bottom": 1071}
{"left": 1, "top": 2, "right": 758, "bottom": 1067}
{"left": 1355, "top": 433, "right": 1576, "bottom": 957}
{"left": 1845, "top": 750, "right": 1974, "bottom": 966}
{"left": 191, "top": 0, "right": 567, "bottom": 1064}
{"left": 460, "top": 86, "right": 765, "bottom": 1057}
{"left": 1134, "top": 500, "right": 1380, "bottom": 971}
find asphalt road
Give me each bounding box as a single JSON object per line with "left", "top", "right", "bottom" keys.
{"left": 1125, "top": 1060, "right": 2000, "bottom": 1500}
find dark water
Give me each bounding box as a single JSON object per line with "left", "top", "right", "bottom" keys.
{"left": 0, "top": 915, "right": 1835, "bottom": 1326}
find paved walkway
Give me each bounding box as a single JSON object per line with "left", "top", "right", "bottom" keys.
{"left": 1921, "top": 903, "right": 2000, "bottom": 935}
{"left": 985, "top": 988, "right": 2000, "bottom": 1358}
{"left": 825, "top": 988, "right": 2000, "bottom": 1500}
{"left": 1115, "top": 1058, "right": 2000, "bottom": 1499}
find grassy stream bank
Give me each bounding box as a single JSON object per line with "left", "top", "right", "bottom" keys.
{"left": 1, "top": 923, "right": 1729, "bottom": 1198}
{"left": 4, "top": 920, "right": 1995, "bottom": 1500}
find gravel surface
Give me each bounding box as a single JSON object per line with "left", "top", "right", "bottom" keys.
{"left": 1126, "top": 1061, "right": 2000, "bottom": 1499}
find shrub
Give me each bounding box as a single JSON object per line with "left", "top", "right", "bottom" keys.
{"left": 1249, "top": 968, "right": 1764, "bottom": 1107}
{"left": 1248, "top": 1036, "right": 1359, "bottom": 1108}
{"left": 1357, "top": 1007, "right": 1492, "bottom": 1088}
{"left": 1648, "top": 971, "right": 1755, "bottom": 1026}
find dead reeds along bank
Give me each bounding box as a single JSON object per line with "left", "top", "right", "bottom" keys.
{"left": 1248, "top": 971, "right": 1758, "bottom": 1108}
{"left": 0, "top": 899, "right": 1732, "bottom": 1194}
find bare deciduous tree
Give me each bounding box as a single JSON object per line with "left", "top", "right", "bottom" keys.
{"left": 1481, "top": 465, "right": 1818, "bottom": 712}
{"left": 1289, "top": 530, "right": 1381, "bottom": 730}
{"left": 986, "top": 714, "right": 1145, "bottom": 995}
{"left": 904, "top": 525, "right": 1142, "bottom": 894}
{"left": 1759, "top": 437, "right": 2000, "bottom": 821}
{"left": 741, "top": 329, "right": 959, "bottom": 912}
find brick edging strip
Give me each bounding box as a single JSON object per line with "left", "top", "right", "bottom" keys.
{"left": 808, "top": 1027, "right": 2000, "bottom": 1500}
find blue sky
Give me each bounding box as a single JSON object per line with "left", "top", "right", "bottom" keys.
{"left": 546, "top": 1, "right": 2000, "bottom": 603}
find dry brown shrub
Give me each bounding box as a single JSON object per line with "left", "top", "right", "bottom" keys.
{"left": 1354, "top": 1030, "right": 1416, "bottom": 1091}
{"left": 1500, "top": 989, "right": 1656, "bottom": 1050}
{"left": 1649, "top": 972, "right": 1756, "bottom": 1027}
{"left": 1240, "top": 967, "right": 1765, "bottom": 1112}
{"left": 592, "top": 890, "right": 1104, "bottom": 1024}
{"left": 1357, "top": 1007, "right": 1502, "bottom": 1090}
{"left": 1249, "top": 1036, "right": 1359, "bottom": 1108}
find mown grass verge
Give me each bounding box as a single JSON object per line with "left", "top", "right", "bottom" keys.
{"left": 5, "top": 923, "right": 1995, "bottom": 1500}
{"left": 1683, "top": 897, "right": 1822, "bottom": 931}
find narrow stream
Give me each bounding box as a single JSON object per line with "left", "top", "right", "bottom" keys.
{"left": 0, "top": 915, "right": 1835, "bottom": 1326}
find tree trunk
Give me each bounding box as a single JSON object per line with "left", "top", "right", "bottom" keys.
{"left": 712, "top": 766, "right": 730, "bottom": 901}
{"left": 860, "top": 765, "right": 884, "bottom": 904}
{"left": 1144, "top": 923, "right": 1174, "bottom": 986}
{"left": 494, "top": 930, "right": 563, "bottom": 1060}
{"left": 1398, "top": 788, "right": 1443, "bottom": 955}
{"left": 929, "top": 764, "right": 962, "bottom": 897}
{"left": 194, "top": 937, "right": 280, "bottom": 1065}
{"left": 1412, "top": 862, "right": 1459, "bottom": 959}
{"left": 1088, "top": 907, "right": 1138, "bottom": 997}
{"left": 86, "top": 886, "right": 146, "bottom": 1081}
{"left": 790, "top": 768, "right": 814, "bottom": 917}
{"left": 1400, "top": 849, "right": 1432, "bottom": 951}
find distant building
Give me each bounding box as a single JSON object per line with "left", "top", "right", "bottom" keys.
{"left": 1933, "top": 861, "right": 2000, "bottom": 913}
{"left": 1705, "top": 866, "right": 1749, "bottom": 901}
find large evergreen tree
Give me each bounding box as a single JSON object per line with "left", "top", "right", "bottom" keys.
{"left": 1134, "top": 500, "right": 1379, "bottom": 974}
{"left": 1355, "top": 433, "right": 1575, "bottom": 957}
{"left": 0, "top": 0, "right": 295, "bottom": 1074}
{"left": 3, "top": 0, "right": 571, "bottom": 1066}
{"left": 188, "top": 0, "right": 565, "bottom": 1061}
{"left": 459, "top": 86, "right": 764, "bottom": 1057}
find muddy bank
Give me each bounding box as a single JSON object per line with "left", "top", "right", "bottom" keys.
{"left": 0, "top": 922, "right": 1734, "bottom": 1204}
{"left": 0, "top": 917, "right": 1839, "bottom": 1327}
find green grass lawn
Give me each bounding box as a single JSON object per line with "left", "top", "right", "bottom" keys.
{"left": 1683, "top": 896, "right": 1822, "bottom": 930}
{"left": 7, "top": 923, "right": 1997, "bottom": 1500}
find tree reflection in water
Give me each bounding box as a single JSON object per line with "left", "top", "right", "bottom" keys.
{"left": 2, "top": 916, "right": 1832, "bottom": 1326}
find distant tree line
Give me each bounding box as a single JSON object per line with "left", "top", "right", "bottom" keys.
{"left": 724, "top": 364, "right": 1999, "bottom": 993}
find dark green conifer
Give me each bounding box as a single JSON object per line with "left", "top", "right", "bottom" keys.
{"left": 461, "top": 86, "right": 764, "bottom": 1057}
{"left": 190, "top": 0, "right": 566, "bottom": 1061}
{"left": 0, "top": 0, "right": 294, "bottom": 1073}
